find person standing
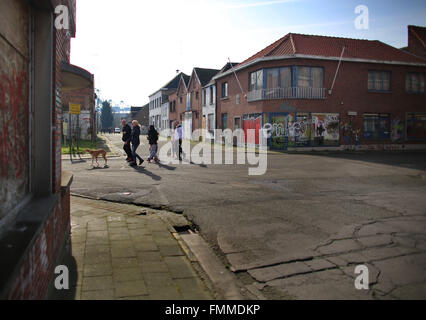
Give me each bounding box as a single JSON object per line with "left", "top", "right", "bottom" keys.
{"left": 147, "top": 125, "right": 159, "bottom": 163}
{"left": 121, "top": 119, "right": 133, "bottom": 162}
{"left": 130, "top": 120, "right": 144, "bottom": 166}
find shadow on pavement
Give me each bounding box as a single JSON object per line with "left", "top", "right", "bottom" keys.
{"left": 86, "top": 165, "right": 110, "bottom": 171}
{"left": 299, "top": 150, "right": 426, "bottom": 171}
{"left": 131, "top": 166, "right": 162, "bottom": 181}
{"left": 156, "top": 162, "right": 177, "bottom": 171}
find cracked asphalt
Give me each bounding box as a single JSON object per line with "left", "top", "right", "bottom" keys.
{"left": 63, "top": 134, "right": 426, "bottom": 300}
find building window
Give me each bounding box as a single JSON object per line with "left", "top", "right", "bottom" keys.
{"left": 280, "top": 67, "right": 292, "bottom": 88}
{"left": 180, "top": 97, "right": 182, "bottom": 104}
{"left": 222, "top": 82, "right": 228, "bottom": 99}
{"left": 236, "top": 94, "right": 240, "bottom": 105}
{"left": 187, "top": 93, "right": 191, "bottom": 110}
{"left": 196, "top": 91, "right": 199, "bottom": 100}
{"left": 221, "top": 113, "right": 228, "bottom": 130}
{"left": 407, "top": 113, "right": 426, "bottom": 140}
{"left": 266, "top": 69, "right": 279, "bottom": 89}
{"left": 249, "top": 70, "right": 263, "bottom": 91}
{"left": 406, "top": 73, "right": 425, "bottom": 94}
{"left": 234, "top": 117, "right": 241, "bottom": 129}
{"left": 262, "top": 67, "right": 322, "bottom": 89}
{"left": 210, "top": 86, "right": 214, "bottom": 104}
{"left": 202, "top": 89, "right": 206, "bottom": 106}
{"left": 207, "top": 114, "right": 214, "bottom": 133}
{"left": 363, "top": 113, "right": 391, "bottom": 140}
{"left": 368, "top": 71, "right": 391, "bottom": 92}
{"left": 295, "top": 66, "right": 323, "bottom": 88}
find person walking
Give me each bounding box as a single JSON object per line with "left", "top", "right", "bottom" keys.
{"left": 174, "top": 122, "right": 183, "bottom": 161}
{"left": 121, "top": 119, "right": 133, "bottom": 162}
{"left": 147, "top": 125, "right": 159, "bottom": 163}
{"left": 130, "top": 120, "right": 144, "bottom": 166}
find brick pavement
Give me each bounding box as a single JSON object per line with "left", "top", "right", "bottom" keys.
{"left": 51, "top": 196, "right": 212, "bottom": 300}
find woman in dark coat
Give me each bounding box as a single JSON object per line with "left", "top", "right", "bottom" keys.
{"left": 147, "top": 125, "right": 159, "bottom": 163}
{"left": 130, "top": 120, "right": 144, "bottom": 166}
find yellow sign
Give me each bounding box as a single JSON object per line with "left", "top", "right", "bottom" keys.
{"left": 70, "top": 103, "right": 81, "bottom": 115}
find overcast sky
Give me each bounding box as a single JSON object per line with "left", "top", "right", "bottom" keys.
{"left": 70, "top": 0, "right": 426, "bottom": 106}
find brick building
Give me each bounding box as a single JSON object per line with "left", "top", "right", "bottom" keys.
{"left": 61, "top": 66, "right": 96, "bottom": 141}
{"left": 186, "top": 68, "right": 220, "bottom": 140}
{"left": 214, "top": 32, "right": 426, "bottom": 150}
{"left": 0, "top": 0, "right": 87, "bottom": 299}
{"left": 202, "top": 62, "right": 239, "bottom": 142}
{"left": 168, "top": 73, "right": 190, "bottom": 136}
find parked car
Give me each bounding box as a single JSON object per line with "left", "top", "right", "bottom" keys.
{"left": 114, "top": 127, "right": 121, "bottom": 134}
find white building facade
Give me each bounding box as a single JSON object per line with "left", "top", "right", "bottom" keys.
{"left": 202, "top": 81, "right": 216, "bottom": 141}
{"left": 149, "top": 90, "right": 163, "bottom": 130}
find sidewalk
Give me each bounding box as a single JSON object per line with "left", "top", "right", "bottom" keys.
{"left": 61, "top": 135, "right": 122, "bottom": 161}
{"left": 54, "top": 196, "right": 213, "bottom": 300}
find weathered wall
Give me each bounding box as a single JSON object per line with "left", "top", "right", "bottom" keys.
{"left": 0, "top": 0, "right": 30, "bottom": 222}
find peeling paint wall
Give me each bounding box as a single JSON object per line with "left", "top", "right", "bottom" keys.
{"left": 0, "top": 0, "right": 30, "bottom": 222}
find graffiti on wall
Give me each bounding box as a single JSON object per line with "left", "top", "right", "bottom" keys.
{"left": 391, "top": 117, "right": 404, "bottom": 142}
{"left": 0, "top": 70, "right": 28, "bottom": 180}
{"left": 265, "top": 112, "right": 341, "bottom": 150}
{"left": 312, "top": 113, "right": 340, "bottom": 146}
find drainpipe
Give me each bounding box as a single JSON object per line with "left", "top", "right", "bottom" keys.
{"left": 329, "top": 46, "right": 346, "bottom": 95}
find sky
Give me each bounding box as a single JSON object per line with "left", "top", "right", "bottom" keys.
{"left": 70, "top": 0, "right": 426, "bottom": 106}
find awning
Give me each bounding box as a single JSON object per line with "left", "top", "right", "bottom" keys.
{"left": 61, "top": 62, "right": 94, "bottom": 92}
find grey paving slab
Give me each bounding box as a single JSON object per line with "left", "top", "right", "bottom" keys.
{"left": 63, "top": 196, "right": 213, "bottom": 300}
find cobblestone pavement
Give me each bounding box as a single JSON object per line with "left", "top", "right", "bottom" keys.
{"left": 53, "top": 196, "right": 213, "bottom": 300}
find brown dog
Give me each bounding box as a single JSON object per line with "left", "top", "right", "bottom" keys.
{"left": 86, "top": 149, "right": 108, "bottom": 167}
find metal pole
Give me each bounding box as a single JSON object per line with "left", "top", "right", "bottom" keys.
{"left": 329, "top": 47, "right": 346, "bottom": 95}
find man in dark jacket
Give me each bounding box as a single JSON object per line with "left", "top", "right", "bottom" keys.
{"left": 121, "top": 119, "right": 133, "bottom": 162}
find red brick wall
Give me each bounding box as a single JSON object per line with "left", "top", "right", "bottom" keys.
{"left": 216, "top": 57, "right": 426, "bottom": 145}
{"left": 6, "top": 190, "right": 71, "bottom": 300}
{"left": 187, "top": 72, "right": 203, "bottom": 131}
{"left": 175, "top": 80, "right": 188, "bottom": 123}
{"left": 408, "top": 28, "right": 426, "bottom": 58}
{"left": 168, "top": 92, "right": 178, "bottom": 124}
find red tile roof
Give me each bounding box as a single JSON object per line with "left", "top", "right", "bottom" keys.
{"left": 239, "top": 33, "right": 426, "bottom": 67}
